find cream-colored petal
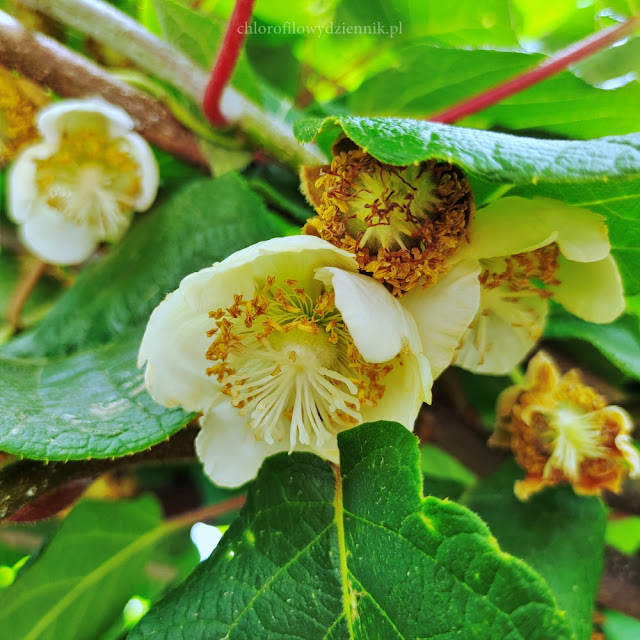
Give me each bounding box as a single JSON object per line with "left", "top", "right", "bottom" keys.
{"left": 19, "top": 207, "right": 98, "bottom": 265}
{"left": 454, "top": 287, "right": 548, "bottom": 375}
{"left": 196, "top": 403, "right": 289, "bottom": 487}
{"left": 316, "top": 267, "right": 411, "bottom": 362}
{"left": 552, "top": 255, "right": 624, "bottom": 323}
{"left": 316, "top": 267, "right": 433, "bottom": 401}
{"left": 138, "top": 285, "right": 216, "bottom": 413}
{"left": 457, "top": 197, "right": 557, "bottom": 261}
{"left": 360, "top": 349, "right": 425, "bottom": 430}
{"left": 121, "top": 132, "right": 159, "bottom": 211}
{"left": 7, "top": 143, "right": 57, "bottom": 223}
{"left": 216, "top": 235, "right": 357, "bottom": 292}
{"left": 38, "top": 98, "right": 134, "bottom": 143}
{"left": 536, "top": 198, "right": 609, "bottom": 262}
{"left": 524, "top": 351, "right": 561, "bottom": 392}
{"left": 400, "top": 260, "right": 482, "bottom": 379}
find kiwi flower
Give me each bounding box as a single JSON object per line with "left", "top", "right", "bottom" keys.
{"left": 491, "top": 351, "right": 640, "bottom": 500}
{"left": 8, "top": 98, "right": 158, "bottom": 265}
{"left": 138, "top": 236, "right": 433, "bottom": 487}
{"left": 302, "top": 146, "right": 624, "bottom": 376}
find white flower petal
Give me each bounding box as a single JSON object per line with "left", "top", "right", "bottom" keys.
{"left": 315, "top": 267, "right": 411, "bottom": 363}
{"left": 360, "top": 350, "right": 425, "bottom": 430}
{"left": 535, "top": 198, "right": 609, "bottom": 262}
{"left": 122, "top": 132, "right": 160, "bottom": 211}
{"left": 552, "top": 255, "right": 624, "bottom": 323}
{"left": 457, "top": 197, "right": 557, "bottom": 261}
{"left": 214, "top": 235, "right": 357, "bottom": 291}
{"left": 7, "top": 143, "right": 57, "bottom": 223}
{"left": 400, "top": 260, "right": 482, "bottom": 379}
{"left": 38, "top": 98, "right": 134, "bottom": 143}
{"left": 455, "top": 287, "right": 548, "bottom": 375}
{"left": 138, "top": 285, "right": 216, "bottom": 412}
{"left": 19, "top": 207, "right": 98, "bottom": 265}
{"left": 196, "top": 403, "right": 289, "bottom": 487}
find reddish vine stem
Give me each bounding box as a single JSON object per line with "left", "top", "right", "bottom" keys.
{"left": 202, "top": 0, "right": 256, "bottom": 127}
{"left": 430, "top": 16, "right": 640, "bottom": 124}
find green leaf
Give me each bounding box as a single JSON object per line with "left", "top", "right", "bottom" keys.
{"left": 0, "top": 496, "right": 181, "bottom": 640}
{"left": 606, "top": 516, "right": 640, "bottom": 555}
{"left": 463, "top": 461, "right": 606, "bottom": 640}
{"left": 0, "top": 328, "right": 192, "bottom": 460}
{"left": 293, "top": 115, "right": 640, "bottom": 184}
{"left": 602, "top": 609, "right": 640, "bottom": 640}
{"left": 347, "top": 44, "right": 640, "bottom": 139}
{"left": 152, "top": 0, "right": 223, "bottom": 68}
{"left": 294, "top": 116, "right": 640, "bottom": 295}
{"left": 3, "top": 174, "right": 285, "bottom": 358}
{"left": 130, "top": 422, "right": 571, "bottom": 640}
{"left": 544, "top": 305, "right": 640, "bottom": 380}
{"left": 0, "top": 175, "right": 286, "bottom": 460}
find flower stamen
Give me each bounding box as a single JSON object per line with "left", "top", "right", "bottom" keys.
{"left": 205, "top": 276, "right": 394, "bottom": 451}
{"left": 303, "top": 148, "right": 474, "bottom": 295}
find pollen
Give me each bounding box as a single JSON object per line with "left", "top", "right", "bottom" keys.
{"left": 491, "top": 351, "right": 640, "bottom": 500}
{"left": 0, "top": 66, "right": 48, "bottom": 167}
{"left": 205, "top": 276, "right": 395, "bottom": 451}
{"left": 480, "top": 244, "right": 561, "bottom": 296}
{"left": 302, "top": 146, "right": 474, "bottom": 296}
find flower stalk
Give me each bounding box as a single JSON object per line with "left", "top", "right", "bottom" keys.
{"left": 429, "top": 16, "right": 640, "bottom": 124}
{"left": 202, "top": 0, "right": 256, "bottom": 127}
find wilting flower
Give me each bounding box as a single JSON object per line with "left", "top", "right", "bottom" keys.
{"left": 491, "top": 351, "right": 640, "bottom": 500}
{"left": 139, "top": 236, "right": 433, "bottom": 487}
{"left": 0, "top": 65, "right": 48, "bottom": 167}
{"left": 8, "top": 97, "right": 158, "bottom": 265}
{"left": 302, "top": 145, "right": 624, "bottom": 376}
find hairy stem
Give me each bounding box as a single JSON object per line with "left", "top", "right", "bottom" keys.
{"left": 430, "top": 17, "right": 640, "bottom": 124}
{"left": 202, "top": 0, "right": 256, "bottom": 127}
{"left": 20, "top": 0, "right": 325, "bottom": 169}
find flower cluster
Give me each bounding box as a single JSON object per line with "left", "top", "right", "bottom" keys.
{"left": 7, "top": 97, "right": 158, "bottom": 265}
{"left": 137, "top": 138, "right": 631, "bottom": 489}
{"left": 492, "top": 351, "right": 640, "bottom": 499}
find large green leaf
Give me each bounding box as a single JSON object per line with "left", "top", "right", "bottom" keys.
{"left": 0, "top": 175, "right": 287, "bottom": 459}
{"left": 0, "top": 496, "right": 180, "bottom": 640}
{"left": 294, "top": 115, "right": 640, "bottom": 183}
{"left": 463, "top": 461, "right": 606, "bottom": 640}
{"left": 0, "top": 329, "right": 192, "bottom": 460}
{"left": 3, "top": 174, "right": 286, "bottom": 359}
{"left": 130, "top": 422, "right": 571, "bottom": 639}
{"left": 294, "top": 116, "right": 640, "bottom": 294}
{"left": 347, "top": 44, "right": 640, "bottom": 139}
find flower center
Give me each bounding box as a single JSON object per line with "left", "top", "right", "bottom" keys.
{"left": 304, "top": 149, "right": 473, "bottom": 295}
{"left": 34, "top": 126, "right": 141, "bottom": 236}
{"left": 514, "top": 371, "right": 608, "bottom": 481}
{"left": 205, "top": 276, "right": 393, "bottom": 451}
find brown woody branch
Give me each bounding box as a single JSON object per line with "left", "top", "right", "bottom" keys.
{"left": 0, "top": 10, "right": 208, "bottom": 168}
{"left": 0, "top": 426, "right": 198, "bottom": 522}
{"left": 598, "top": 546, "right": 640, "bottom": 620}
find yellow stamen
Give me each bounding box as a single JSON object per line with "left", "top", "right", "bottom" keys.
{"left": 302, "top": 147, "right": 474, "bottom": 295}
{"left": 0, "top": 66, "right": 48, "bottom": 167}
{"left": 205, "top": 276, "right": 394, "bottom": 451}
